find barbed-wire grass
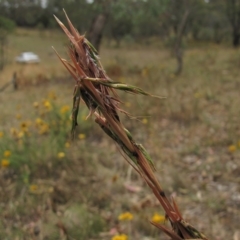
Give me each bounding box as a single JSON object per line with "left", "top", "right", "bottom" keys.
{"left": 53, "top": 11, "right": 209, "bottom": 240}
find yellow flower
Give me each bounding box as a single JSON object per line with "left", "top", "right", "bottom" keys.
{"left": 60, "top": 105, "right": 70, "bottom": 114}
{"left": 151, "top": 213, "right": 165, "bottom": 223}
{"left": 58, "top": 152, "right": 65, "bottom": 159}
{"left": 228, "top": 145, "right": 236, "bottom": 153}
{"left": 1, "top": 159, "right": 10, "bottom": 168}
{"left": 112, "top": 234, "right": 128, "bottom": 240}
{"left": 10, "top": 128, "right": 18, "bottom": 138}
{"left": 33, "top": 101, "right": 39, "bottom": 108}
{"left": 118, "top": 212, "right": 133, "bottom": 221}
{"left": 65, "top": 142, "right": 70, "bottom": 148}
{"left": 78, "top": 133, "right": 86, "bottom": 140}
{"left": 35, "top": 118, "right": 44, "bottom": 127}
{"left": 29, "top": 185, "right": 38, "bottom": 192}
{"left": 20, "top": 122, "right": 28, "bottom": 132}
{"left": 16, "top": 114, "right": 22, "bottom": 120}
{"left": 142, "top": 118, "right": 148, "bottom": 124}
{"left": 39, "top": 124, "right": 49, "bottom": 135}
{"left": 43, "top": 100, "right": 52, "bottom": 111}
{"left": 18, "top": 131, "right": 25, "bottom": 138}
{"left": 0, "top": 131, "right": 3, "bottom": 138}
{"left": 4, "top": 150, "right": 11, "bottom": 157}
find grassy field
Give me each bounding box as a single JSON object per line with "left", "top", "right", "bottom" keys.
{"left": 0, "top": 28, "right": 240, "bottom": 240}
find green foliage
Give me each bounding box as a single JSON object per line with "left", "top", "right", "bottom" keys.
{"left": 0, "top": 16, "right": 15, "bottom": 32}
{"left": 0, "top": 0, "right": 236, "bottom": 47}
{"left": 0, "top": 16, "right": 15, "bottom": 70}
{"left": 108, "top": 1, "right": 133, "bottom": 45}
{"left": 0, "top": 92, "right": 93, "bottom": 179}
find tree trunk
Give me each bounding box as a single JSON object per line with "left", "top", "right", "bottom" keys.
{"left": 175, "top": 48, "right": 183, "bottom": 75}
{"left": 87, "top": 14, "right": 108, "bottom": 52}
{"left": 233, "top": 31, "right": 240, "bottom": 47}
{"left": 0, "top": 37, "right": 4, "bottom": 71}
{"left": 214, "top": 23, "right": 222, "bottom": 44}
{"left": 174, "top": 9, "right": 190, "bottom": 75}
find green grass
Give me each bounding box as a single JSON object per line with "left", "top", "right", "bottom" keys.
{"left": 0, "top": 28, "right": 240, "bottom": 239}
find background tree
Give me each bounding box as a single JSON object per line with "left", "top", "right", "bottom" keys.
{"left": 0, "top": 16, "right": 15, "bottom": 71}
{"left": 226, "top": 0, "right": 240, "bottom": 47}
{"left": 0, "top": 0, "right": 237, "bottom": 53}
{"left": 108, "top": 1, "right": 133, "bottom": 47}
{"left": 163, "top": 0, "right": 192, "bottom": 75}
{"left": 162, "top": 0, "right": 206, "bottom": 75}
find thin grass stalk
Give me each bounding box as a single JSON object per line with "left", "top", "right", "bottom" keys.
{"left": 53, "top": 12, "right": 209, "bottom": 240}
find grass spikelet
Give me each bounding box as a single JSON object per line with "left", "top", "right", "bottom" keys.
{"left": 54, "top": 12, "right": 209, "bottom": 240}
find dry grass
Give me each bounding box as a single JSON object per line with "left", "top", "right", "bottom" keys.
{"left": 0, "top": 27, "right": 240, "bottom": 239}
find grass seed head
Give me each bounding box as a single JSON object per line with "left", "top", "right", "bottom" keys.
{"left": 54, "top": 11, "right": 209, "bottom": 240}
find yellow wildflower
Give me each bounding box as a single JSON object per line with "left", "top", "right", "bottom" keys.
{"left": 60, "top": 105, "right": 70, "bottom": 114}
{"left": 35, "top": 118, "right": 44, "bottom": 127}
{"left": 0, "top": 131, "right": 3, "bottom": 138}
{"left": 18, "top": 131, "right": 24, "bottom": 138}
{"left": 58, "top": 152, "right": 65, "bottom": 159}
{"left": 29, "top": 185, "right": 38, "bottom": 192}
{"left": 142, "top": 118, "right": 148, "bottom": 124}
{"left": 4, "top": 150, "right": 11, "bottom": 157}
{"left": 1, "top": 159, "right": 10, "bottom": 168}
{"left": 20, "top": 122, "right": 28, "bottom": 132}
{"left": 78, "top": 133, "right": 86, "bottom": 140}
{"left": 151, "top": 213, "right": 166, "bottom": 223}
{"left": 112, "top": 234, "right": 128, "bottom": 240}
{"left": 118, "top": 212, "right": 133, "bottom": 221}
{"left": 33, "top": 101, "right": 39, "bottom": 108}
{"left": 16, "top": 114, "right": 22, "bottom": 120}
{"left": 65, "top": 142, "right": 70, "bottom": 148}
{"left": 39, "top": 124, "right": 49, "bottom": 135}
{"left": 43, "top": 100, "right": 52, "bottom": 111}
{"left": 10, "top": 128, "right": 18, "bottom": 138}
{"left": 228, "top": 145, "right": 236, "bottom": 153}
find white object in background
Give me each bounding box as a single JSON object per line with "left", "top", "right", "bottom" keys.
{"left": 15, "top": 52, "right": 40, "bottom": 63}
